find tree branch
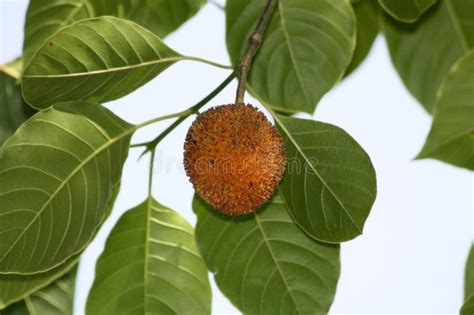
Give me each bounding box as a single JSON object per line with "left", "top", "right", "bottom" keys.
{"left": 235, "top": 0, "right": 278, "bottom": 104}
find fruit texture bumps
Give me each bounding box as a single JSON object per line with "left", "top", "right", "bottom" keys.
{"left": 184, "top": 103, "right": 287, "bottom": 215}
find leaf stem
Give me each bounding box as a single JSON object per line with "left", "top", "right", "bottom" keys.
{"left": 182, "top": 55, "right": 233, "bottom": 70}
{"left": 235, "top": 0, "right": 278, "bottom": 104}
{"left": 131, "top": 71, "right": 236, "bottom": 150}
{"left": 23, "top": 56, "right": 232, "bottom": 79}
{"left": 148, "top": 149, "right": 156, "bottom": 197}
{"left": 134, "top": 110, "right": 191, "bottom": 130}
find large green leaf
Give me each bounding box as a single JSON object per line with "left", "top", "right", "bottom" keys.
{"left": 0, "top": 73, "right": 34, "bottom": 147}
{"left": 92, "top": 0, "right": 207, "bottom": 38}
{"left": 87, "top": 198, "right": 211, "bottom": 315}
{"left": 345, "top": 0, "right": 379, "bottom": 76}
{"left": 226, "top": 0, "right": 356, "bottom": 114}
{"left": 0, "top": 183, "right": 119, "bottom": 309}
{"left": 22, "top": 0, "right": 206, "bottom": 66}
{"left": 382, "top": 0, "right": 474, "bottom": 112}
{"left": 276, "top": 115, "right": 377, "bottom": 243}
{"left": 194, "top": 194, "right": 340, "bottom": 314}
{"left": 22, "top": 16, "right": 181, "bottom": 109}
{"left": 1, "top": 268, "right": 77, "bottom": 315}
{"left": 417, "top": 52, "right": 474, "bottom": 170}
{"left": 378, "top": 0, "right": 437, "bottom": 22}
{"left": 0, "top": 101, "right": 132, "bottom": 274}
{"left": 465, "top": 244, "right": 474, "bottom": 299}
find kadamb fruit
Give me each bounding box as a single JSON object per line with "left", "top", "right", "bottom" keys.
{"left": 184, "top": 103, "right": 287, "bottom": 215}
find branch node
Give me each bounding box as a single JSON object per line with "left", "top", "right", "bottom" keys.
{"left": 250, "top": 32, "right": 263, "bottom": 46}
{"left": 235, "top": 0, "right": 278, "bottom": 104}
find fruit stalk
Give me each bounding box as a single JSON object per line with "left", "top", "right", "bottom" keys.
{"left": 235, "top": 0, "right": 278, "bottom": 104}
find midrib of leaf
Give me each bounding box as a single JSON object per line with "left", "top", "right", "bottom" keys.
{"left": 445, "top": 0, "right": 470, "bottom": 52}
{"left": 253, "top": 213, "right": 300, "bottom": 314}
{"left": 143, "top": 194, "right": 153, "bottom": 314}
{"left": 23, "top": 56, "right": 181, "bottom": 79}
{"left": 0, "top": 123, "right": 135, "bottom": 272}
{"left": 23, "top": 56, "right": 230, "bottom": 79}
{"left": 141, "top": 199, "right": 208, "bottom": 313}
{"left": 277, "top": 1, "right": 311, "bottom": 112}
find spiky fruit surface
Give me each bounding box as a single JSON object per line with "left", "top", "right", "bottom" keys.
{"left": 184, "top": 103, "right": 287, "bottom": 215}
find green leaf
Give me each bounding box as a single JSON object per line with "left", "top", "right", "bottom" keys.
{"left": 22, "top": 0, "right": 206, "bottom": 66}
{"left": 0, "top": 73, "right": 34, "bottom": 147}
{"left": 0, "top": 183, "right": 119, "bottom": 309}
{"left": 92, "top": 0, "right": 207, "bottom": 38}
{"left": 22, "top": 16, "right": 180, "bottom": 109}
{"left": 417, "top": 51, "right": 474, "bottom": 170}
{"left": 0, "top": 101, "right": 132, "bottom": 274}
{"left": 22, "top": 0, "right": 95, "bottom": 67}
{"left": 0, "top": 255, "right": 78, "bottom": 310}
{"left": 382, "top": 0, "right": 474, "bottom": 112}
{"left": 1, "top": 268, "right": 77, "bottom": 315}
{"left": 193, "top": 194, "right": 340, "bottom": 314}
{"left": 461, "top": 295, "right": 474, "bottom": 315}
{"left": 465, "top": 244, "right": 474, "bottom": 299}
{"left": 226, "top": 0, "right": 356, "bottom": 114}
{"left": 276, "top": 115, "right": 377, "bottom": 243}
{"left": 87, "top": 198, "right": 212, "bottom": 315}
{"left": 378, "top": 0, "right": 437, "bottom": 22}
{"left": 345, "top": 0, "right": 379, "bottom": 76}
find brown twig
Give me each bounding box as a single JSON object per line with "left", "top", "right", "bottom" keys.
{"left": 235, "top": 0, "right": 278, "bottom": 104}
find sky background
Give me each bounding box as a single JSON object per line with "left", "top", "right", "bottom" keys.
{"left": 1, "top": 0, "right": 473, "bottom": 313}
